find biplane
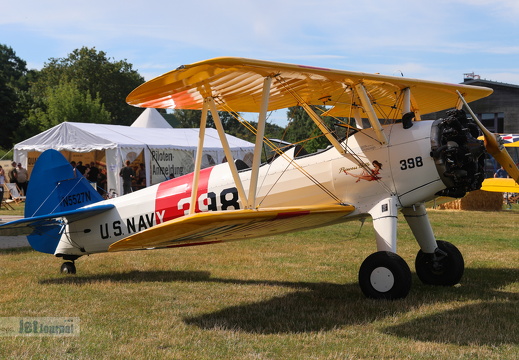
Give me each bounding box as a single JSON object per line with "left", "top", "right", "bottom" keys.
{"left": 2, "top": 57, "right": 518, "bottom": 300}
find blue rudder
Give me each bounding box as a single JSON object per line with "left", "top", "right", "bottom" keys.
{"left": 24, "top": 149, "right": 104, "bottom": 254}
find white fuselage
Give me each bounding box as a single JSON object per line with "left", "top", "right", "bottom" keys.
{"left": 56, "top": 121, "right": 445, "bottom": 256}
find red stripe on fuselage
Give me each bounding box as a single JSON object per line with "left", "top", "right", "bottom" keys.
{"left": 155, "top": 167, "right": 213, "bottom": 224}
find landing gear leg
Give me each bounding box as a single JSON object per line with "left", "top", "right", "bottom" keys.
{"left": 361, "top": 197, "right": 411, "bottom": 299}
{"left": 370, "top": 197, "right": 399, "bottom": 252}
{"left": 60, "top": 261, "right": 76, "bottom": 274}
{"left": 402, "top": 204, "right": 464, "bottom": 286}
{"left": 402, "top": 203, "right": 438, "bottom": 253}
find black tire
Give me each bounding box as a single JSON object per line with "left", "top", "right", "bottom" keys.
{"left": 415, "top": 240, "right": 464, "bottom": 286}
{"left": 60, "top": 262, "right": 76, "bottom": 275}
{"left": 358, "top": 251, "right": 412, "bottom": 300}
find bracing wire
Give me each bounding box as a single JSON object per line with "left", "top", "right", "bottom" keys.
{"left": 214, "top": 75, "right": 398, "bottom": 202}
{"left": 216, "top": 98, "right": 343, "bottom": 204}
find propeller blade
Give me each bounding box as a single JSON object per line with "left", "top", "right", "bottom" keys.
{"left": 456, "top": 91, "right": 519, "bottom": 183}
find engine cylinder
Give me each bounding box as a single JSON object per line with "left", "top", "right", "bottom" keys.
{"left": 430, "top": 110, "right": 486, "bottom": 198}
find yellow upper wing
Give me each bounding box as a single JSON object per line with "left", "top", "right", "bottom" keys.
{"left": 108, "top": 204, "right": 355, "bottom": 252}
{"left": 127, "top": 57, "right": 492, "bottom": 119}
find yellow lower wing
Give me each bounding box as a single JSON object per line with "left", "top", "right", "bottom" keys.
{"left": 481, "top": 178, "right": 519, "bottom": 193}
{"left": 108, "top": 204, "right": 355, "bottom": 252}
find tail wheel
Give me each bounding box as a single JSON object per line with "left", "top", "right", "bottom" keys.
{"left": 60, "top": 261, "right": 76, "bottom": 275}
{"left": 415, "top": 240, "right": 464, "bottom": 286}
{"left": 358, "top": 251, "right": 412, "bottom": 300}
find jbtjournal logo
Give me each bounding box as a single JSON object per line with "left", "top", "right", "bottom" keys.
{"left": 0, "top": 317, "right": 80, "bottom": 336}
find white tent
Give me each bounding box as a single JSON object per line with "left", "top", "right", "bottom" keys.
{"left": 130, "top": 108, "right": 172, "bottom": 129}
{"left": 14, "top": 122, "right": 255, "bottom": 196}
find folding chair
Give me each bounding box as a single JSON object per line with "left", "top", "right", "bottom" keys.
{"left": 4, "top": 183, "right": 26, "bottom": 204}
{"left": 1, "top": 185, "right": 15, "bottom": 210}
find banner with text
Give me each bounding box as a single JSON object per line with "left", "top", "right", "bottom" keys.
{"left": 150, "top": 149, "right": 195, "bottom": 184}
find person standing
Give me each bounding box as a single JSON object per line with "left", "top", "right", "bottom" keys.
{"left": 87, "top": 161, "right": 99, "bottom": 184}
{"left": 494, "top": 165, "right": 508, "bottom": 178}
{"left": 76, "top": 161, "right": 86, "bottom": 175}
{"left": 136, "top": 163, "right": 146, "bottom": 189}
{"left": 70, "top": 161, "right": 78, "bottom": 177}
{"left": 119, "top": 160, "right": 135, "bottom": 195}
{"left": 97, "top": 167, "right": 107, "bottom": 197}
{"left": 0, "top": 165, "right": 5, "bottom": 185}
{"left": 16, "top": 163, "right": 29, "bottom": 196}
{"left": 8, "top": 161, "right": 17, "bottom": 185}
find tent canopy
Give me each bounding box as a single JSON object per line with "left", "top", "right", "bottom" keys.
{"left": 15, "top": 122, "right": 254, "bottom": 152}
{"left": 14, "top": 122, "right": 255, "bottom": 195}
{"left": 130, "top": 108, "right": 172, "bottom": 129}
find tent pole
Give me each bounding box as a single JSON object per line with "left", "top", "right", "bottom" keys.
{"left": 207, "top": 97, "right": 249, "bottom": 209}
{"left": 189, "top": 100, "right": 209, "bottom": 215}
{"left": 248, "top": 76, "right": 272, "bottom": 209}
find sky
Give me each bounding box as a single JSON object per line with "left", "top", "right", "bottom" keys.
{"left": 2, "top": 0, "right": 519, "bottom": 126}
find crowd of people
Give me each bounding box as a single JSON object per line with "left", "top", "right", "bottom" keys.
{"left": 119, "top": 161, "right": 147, "bottom": 195}
{"left": 69, "top": 160, "right": 147, "bottom": 197}
{"left": 0, "top": 162, "right": 29, "bottom": 195}
{"left": 0, "top": 158, "right": 150, "bottom": 202}
{"left": 70, "top": 160, "right": 109, "bottom": 197}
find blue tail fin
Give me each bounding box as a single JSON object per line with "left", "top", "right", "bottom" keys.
{"left": 25, "top": 149, "right": 104, "bottom": 217}
{"left": 24, "top": 149, "right": 105, "bottom": 254}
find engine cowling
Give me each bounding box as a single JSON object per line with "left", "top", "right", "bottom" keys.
{"left": 430, "top": 109, "right": 486, "bottom": 198}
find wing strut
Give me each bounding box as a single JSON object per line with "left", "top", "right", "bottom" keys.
{"left": 207, "top": 97, "right": 250, "bottom": 208}
{"left": 299, "top": 102, "right": 347, "bottom": 155}
{"left": 402, "top": 87, "right": 411, "bottom": 114}
{"left": 355, "top": 83, "right": 388, "bottom": 145}
{"left": 189, "top": 100, "right": 210, "bottom": 215}
{"left": 248, "top": 76, "right": 272, "bottom": 209}
{"left": 353, "top": 107, "right": 364, "bottom": 129}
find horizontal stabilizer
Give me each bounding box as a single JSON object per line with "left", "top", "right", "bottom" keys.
{"left": 109, "top": 204, "right": 355, "bottom": 252}
{"left": 0, "top": 204, "right": 115, "bottom": 236}
{"left": 481, "top": 178, "right": 519, "bottom": 193}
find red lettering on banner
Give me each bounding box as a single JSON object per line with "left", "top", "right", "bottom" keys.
{"left": 154, "top": 167, "right": 213, "bottom": 224}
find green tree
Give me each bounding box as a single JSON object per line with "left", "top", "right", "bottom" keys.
{"left": 173, "top": 109, "right": 208, "bottom": 128}
{"left": 285, "top": 105, "right": 335, "bottom": 153}
{"left": 26, "top": 81, "right": 111, "bottom": 131}
{"left": 32, "top": 47, "right": 144, "bottom": 126}
{"left": 172, "top": 109, "right": 284, "bottom": 143}
{"left": 0, "top": 44, "right": 28, "bottom": 149}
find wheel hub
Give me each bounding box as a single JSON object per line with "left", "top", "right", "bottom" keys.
{"left": 370, "top": 267, "right": 394, "bottom": 292}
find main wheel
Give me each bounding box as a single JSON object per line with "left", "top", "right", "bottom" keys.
{"left": 60, "top": 261, "right": 76, "bottom": 274}
{"left": 415, "top": 240, "right": 464, "bottom": 286}
{"left": 358, "top": 251, "right": 412, "bottom": 300}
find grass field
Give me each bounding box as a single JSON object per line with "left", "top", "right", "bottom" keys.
{"left": 0, "top": 202, "right": 24, "bottom": 216}
{"left": 0, "top": 208, "right": 517, "bottom": 359}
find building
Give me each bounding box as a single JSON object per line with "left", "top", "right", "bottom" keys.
{"left": 422, "top": 73, "right": 519, "bottom": 177}
{"left": 422, "top": 72, "right": 519, "bottom": 134}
